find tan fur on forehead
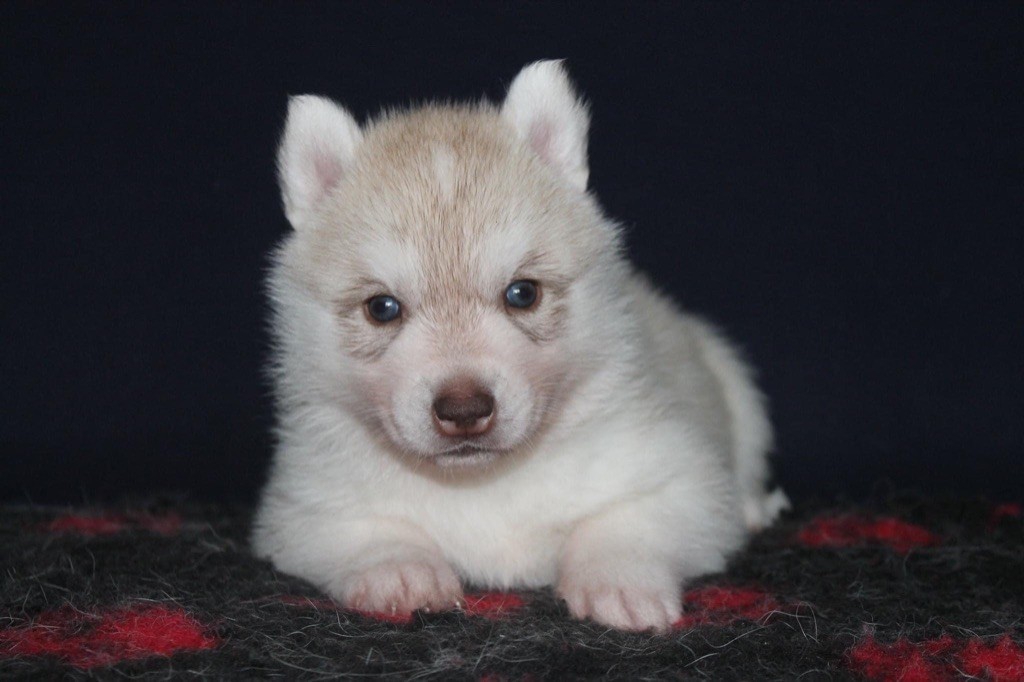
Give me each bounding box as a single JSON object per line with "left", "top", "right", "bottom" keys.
{"left": 349, "top": 104, "right": 562, "bottom": 241}
{"left": 298, "top": 102, "right": 614, "bottom": 303}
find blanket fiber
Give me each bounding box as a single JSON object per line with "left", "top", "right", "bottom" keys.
{"left": 1, "top": 493, "right": 1022, "bottom": 680}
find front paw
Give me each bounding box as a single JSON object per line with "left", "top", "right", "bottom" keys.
{"left": 558, "top": 570, "right": 682, "bottom": 632}
{"left": 341, "top": 557, "right": 463, "bottom": 615}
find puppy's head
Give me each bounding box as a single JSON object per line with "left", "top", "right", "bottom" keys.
{"left": 271, "top": 61, "right": 624, "bottom": 467}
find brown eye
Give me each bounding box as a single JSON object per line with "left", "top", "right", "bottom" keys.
{"left": 365, "top": 295, "right": 401, "bottom": 323}
{"left": 505, "top": 280, "right": 539, "bottom": 309}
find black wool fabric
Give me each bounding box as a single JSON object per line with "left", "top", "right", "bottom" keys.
{"left": 1, "top": 493, "right": 1022, "bottom": 680}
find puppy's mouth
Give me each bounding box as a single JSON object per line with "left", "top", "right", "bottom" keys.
{"left": 431, "top": 442, "right": 506, "bottom": 467}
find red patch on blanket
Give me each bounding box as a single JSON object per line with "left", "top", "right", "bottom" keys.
{"left": 462, "top": 592, "right": 525, "bottom": 620}
{"left": 797, "top": 515, "right": 940, "bottom": 552}
{"left": 988, "top": 502, "right": 1023, "bottom": 530}
{"left": 848, "top": 636, "right": 950, "bottom": 681}
{"left": 673, "top": 586, "right": 781, "bottom": 628}
{"left": 958, "top": 636, "right": 1024, "bottom": 682}
{"left": 848, "top": 634, "right": 1024, "bottom": 681}
{"left": 45, "top": 514, "right": 128, "bottom": 535}
{"left": 0, "top": 605, "right": 219, "bottom": 669}
{"left": 43, "top": 511, "right": 182, "bottom": 536}
{"left": 275, "top": 591, "right": 524, "bottom": 623}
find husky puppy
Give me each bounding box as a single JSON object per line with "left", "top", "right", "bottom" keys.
{"left": 252, "top": 61, "right": 787, "bottom": 632}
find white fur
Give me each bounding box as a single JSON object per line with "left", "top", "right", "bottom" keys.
{"left": 253, "top": 60, "right": 788, "bottom": 632}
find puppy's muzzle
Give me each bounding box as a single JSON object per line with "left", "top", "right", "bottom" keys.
{"left": 432, "top": 381, "right": 495, "bottom": 438}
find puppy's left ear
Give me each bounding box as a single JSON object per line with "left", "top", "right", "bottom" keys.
{"left": 501, "top": 60, "right": 590, "bottom": 191}
{"left": 277, "top": 95, "right": 363, "bottom": 230}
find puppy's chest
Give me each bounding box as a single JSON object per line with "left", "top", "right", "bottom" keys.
{"left": 418, "top": 491, "right": 574, "bottom": 587}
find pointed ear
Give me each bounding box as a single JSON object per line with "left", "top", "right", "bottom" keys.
{"left": 501, "top": 60, "right": 590, "bottom": 191}
{"left": 277, "top": 95, "right": 362, "bottom": 229}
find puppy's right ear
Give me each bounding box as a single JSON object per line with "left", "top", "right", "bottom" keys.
{"left": 277, "top": 95, "right": 362, "bottom": 230}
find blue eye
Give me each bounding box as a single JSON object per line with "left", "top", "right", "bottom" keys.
{"left": 366, "top": 295, "right": 401, "bottom": 323}
{"left": 505, "top": 280, "right": 539, "bottom": 309}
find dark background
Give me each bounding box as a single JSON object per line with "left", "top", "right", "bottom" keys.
{"left": 2, "top": 2, "right": 1021, "bottom": 504}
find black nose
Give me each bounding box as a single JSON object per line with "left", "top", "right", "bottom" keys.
{"left": 432, "top": 384, "right": 495, "bottom": 437}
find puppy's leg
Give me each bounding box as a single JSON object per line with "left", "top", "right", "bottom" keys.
{"left": 343, "top": 553, "right": 463, "bottom": 615}
{"left": 262, "top": 515, "right": 463, "bottom": 615}
{"left": 557, "top": 483, "right": 742, "bottom": 632}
